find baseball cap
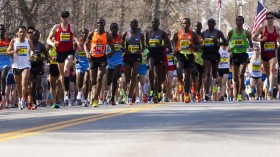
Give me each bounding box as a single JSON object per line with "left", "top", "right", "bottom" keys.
{"left": 61, "top": 11, "right": 70, "bottom": 18}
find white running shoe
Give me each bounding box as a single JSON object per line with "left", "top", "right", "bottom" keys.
{"left": 77, "top": 91, "right": 82, "bottom": 101}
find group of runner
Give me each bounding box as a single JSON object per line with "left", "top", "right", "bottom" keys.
{"left": 0, "top": 11, "right": 279, "bottom": 110}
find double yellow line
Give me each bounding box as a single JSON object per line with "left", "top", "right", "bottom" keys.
{"left": 0, "top": 103, "right": 165, "bottom": 142}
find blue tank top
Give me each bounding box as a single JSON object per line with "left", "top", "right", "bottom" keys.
{"left": 202, "top": 29, "right": 220, "bottom": 53}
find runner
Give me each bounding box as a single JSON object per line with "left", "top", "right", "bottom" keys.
{"left": 202, "top": 18, "right": 228, "bottom": 101}
{"left": 248, "top": 45, "right": 262, "bottom": 100}
{"left": 217, "top": 45, "right": 230, "bottom": 101}
{"left": 75, "top": 28, "right": 90, "bottom": 107}
{"left": 46, "top": 11, "right": 81, "bottom": 105}
{"left": 121, "top": 19, "right": 145, "bottom": 105}
{"left": 228, "top": 16, "right": 253, "bottom": 101}
{"left": 253, "top": 12, "right": 279, "bottom": 100}
{"left": 29, "top": 30, "right": 48, "bottom": 109}
{"left": 6, "top": 25, "right": 34, "bottom": 110}
{"left": 105, "top": 23, "right": 123, "bottom": 105}
{"left": 0, "top": 24, "right": 10, "bottom": 109}
{"left": 193, "top": 22, "right": 204, "bottom": 102}
{"left": 172, "top": 18, "right": 200, "bottom": 103}
{"left": 84, "top": 18, "right": 115, "bottom": 107}
{"left": 146, "top": 18, "right": 171, "bottom": 103}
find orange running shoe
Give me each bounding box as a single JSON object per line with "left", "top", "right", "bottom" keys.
{"left": 196, "top": 93, "right": 201, "bottom": 102}
{"left": 191, "top": 84, "right": 196, "bottom": 94}
{"left": 184, "top": 94, "right": 190, "bottom": 103}
{"left": 178, "top": 82, "right": 183, "bottom": 94}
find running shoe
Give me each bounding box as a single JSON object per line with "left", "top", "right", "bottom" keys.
{"left": 152, "top": 95, "right": 158, "bottom": 103}
{"left": 191, "top": 84, "right": 196, "bottom": 94}
{"left": 51, "top": 103, "right": 60, "bottom": 109}
{"left": 28, "top": 103, "right": 32, "bottom": 110}
{"left": 92, "top": 100, "right": 99, "bottom": 107}
{"left": 196, "top": 93, "right": 201, "bottom": 102}
{"left": 184, "top": 94, "right": 190, "bottom": 103}
{"left": 237, "top": 94, "right": 242, "bottom": 101}
{"left": 127, "top": 98, "right": 133, "bottom": 105}
{"left": 143, "top": 94, "right": 149, "bottom": 103}
{"left": 178, "top": 82, "right": 183, "bottom": 94}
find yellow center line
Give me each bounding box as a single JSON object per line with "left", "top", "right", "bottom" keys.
{"left": 0, "top": 103, "right": 167, "bottom": 141}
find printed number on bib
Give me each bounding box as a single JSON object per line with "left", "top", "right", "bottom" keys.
{"left": 78, "top": 50, "right": 86, "bottom": 57}
{"left": 114, "top": 44, "right": 121, "bottom": 51}
{"left": 93, "top": 44, "right": 105, "bottom": 54}
{"left": 204, "top": 38, "right": 214, "bottom": 46}
{"left": 128, "top": 45, "right": 140, "bottom": 53}
{"left": 252, "top": 65, "right": 261, "bottom": 71}
{"left": 234, "top": 39, "right": 244, "bottom": 47}
{"left": 264, "top": 42, "right": 275, "bottom": 51}
{"left": 220, "top": 58, "right": 228, "bottom": 64}
{"left": 60, "top": 32, "right": 70, "bottom": 42}
{"left": 0, "top": 47, "right": 7, "bottom": 55}
{"left": 149, "top": 39, "right": 160, "bottom": 47}
{"left": 18, "top": 47, "right": 28, "bottom": 56}
{"left": 180, "top": 40, "right": 190, "bottom": 49}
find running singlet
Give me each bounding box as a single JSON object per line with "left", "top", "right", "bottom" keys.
{"left": 249, "top": 57, "right": 262, "bottom": 78}
{"left": 49, "top": 47, "right": 57, "bottom": 64}
{"left": 0, "top": 37, "right": 10, "bottom": 68}
{"left": 108, "top": 34, "right": 122, "bottom": 64}
{"left": 260, "top": 26, "right": 279, "bottom": 57}
{"left": 56, "top": 24, "right": 73, "bottom": 53}
{"left": 202, "top": 29, "right": 220, "bottom": 53}
{"left": 12, "top": 38, "right": 30, "bottom": 69}
{"left": 194, "top": 34, "right": 203, "bottom": 65}
{"left": 76, "top": 40, "right": 90, "bottom": 63}
{"left": 91, "top": 32, "right": 107, "bottom": 58}
{"left": 218, "top": 49, "right": 229, "bottom": 69}
{"left": 230, "top": 29, "right": 248, "bottom": 54}
{"left": 148, "top": 30, "right": 163, "bottom": 53}
{"left": 176, "top": 30, "right": 193, "bottom": 55}
{"left": 126, "top": 29, "right": 141, "bottom": 53}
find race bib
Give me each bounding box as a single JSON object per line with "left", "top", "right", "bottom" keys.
{"left": 149, "top": 39, "right": 160, "bottom": 47}
{"left": 78, "top": 50, "right": 86, "bottom": 57}
{"left": 167, "top": 55, "right": 173, "bottom": 66}
{"left": 220, "top": 57, "right": 228, "bottom": 64}
{"left": 252, "top": 64, "right": 261, "bottom": 71}
{"left": 204, "top": 38, "right": 214, "bottom": 46}
{"left": 264, "top": 42, "right": 275, "bottom": 51}
{"left": 114, "top": 44, "right": 121, "bottom": 51}
{"left": 60, "top": 32, "right": 70, "bottom": 42}
{"left": 93, "top": 44, "right": 105, "bottom": 54}
{"left": 234, "top": 39, "right": 244, "bottom": 47}
{"left": 17, "top": 46, "right": 28, "bottom": 56}
{"left": 0, "top": 47, "right": 7, "bottom": 55}
{"left": 128, "top": 45, "right": 140, "bottom": 53}
{"left": 180, "top": 40, "right": 190, "bottom": 49}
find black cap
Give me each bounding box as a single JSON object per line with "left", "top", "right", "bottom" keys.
{"left": 61, "top": 11, "right": 70, "bottom": 18}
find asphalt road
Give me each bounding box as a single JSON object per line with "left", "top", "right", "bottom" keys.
{"left": 1, "top": 101, "right": 280, "bottom": 157}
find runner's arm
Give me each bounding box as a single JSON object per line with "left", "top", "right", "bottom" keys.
{"left": 252, "top": 26, "right": 265, "bottom": 42}
{"left": 47, "top": 25, "right": 58, "bottom": 47}
{"left": 84, "top": 31, "right": 93, "bottom": 57}
{"left": 246, "top": 31, "right": 253, "bottom": 48}
{"left": 6, "top": 39, "right": 16, "bottom": 56}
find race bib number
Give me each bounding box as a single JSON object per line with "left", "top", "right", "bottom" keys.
{"left": 264, "top": 42, "right": 275, "bottom": 51}
{"left": 149, "top": 39, "right": 160, "bottom": 47}
{"left": 180, "top": 40, "right": 190, "bottom": 49}
{"left": 78, "top": 50, "right": 86, "bottom": 57}
{"left": 17, "top": 46, "right": 28, "bottom": 56}
{"left": 60, "top": 32, "right": 70, "bottom": 42}
{"left": 114, "top": 44, "right": 121, "bottom": 51}
{"left": 128, "top": 45, "right": 140, "bottom": 53}
{"left": 0, "top": 47, "right": 7, "bottom": 55}
{"left": 252, "top": 65, "right": 261, "bottom": 71}
{"left": 93, "top": 44, "right": 105, "bottom": 54}
{"left": 167, "top": 55, "right": 173, "bottom": 66}
{"left": 204, "top": 38, "right": 214, "bottom": 46}
{"left": 234, "top": 39, "right": 244, "bottom": 47}
{"left": 220, "top": 57, "right": 228, "bottom": 64}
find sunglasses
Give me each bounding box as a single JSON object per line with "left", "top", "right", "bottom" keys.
{"left": 266, "top": 17, "right": 274, "bottom": 20}
{"left": 254, "top": 49, "right": 260, "bottom": 51}
{"left": 28, "top": 32, "right": 33, "bottom": 34}
{"left": 61, "top": 16, "right": 68, "bottom": 18}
